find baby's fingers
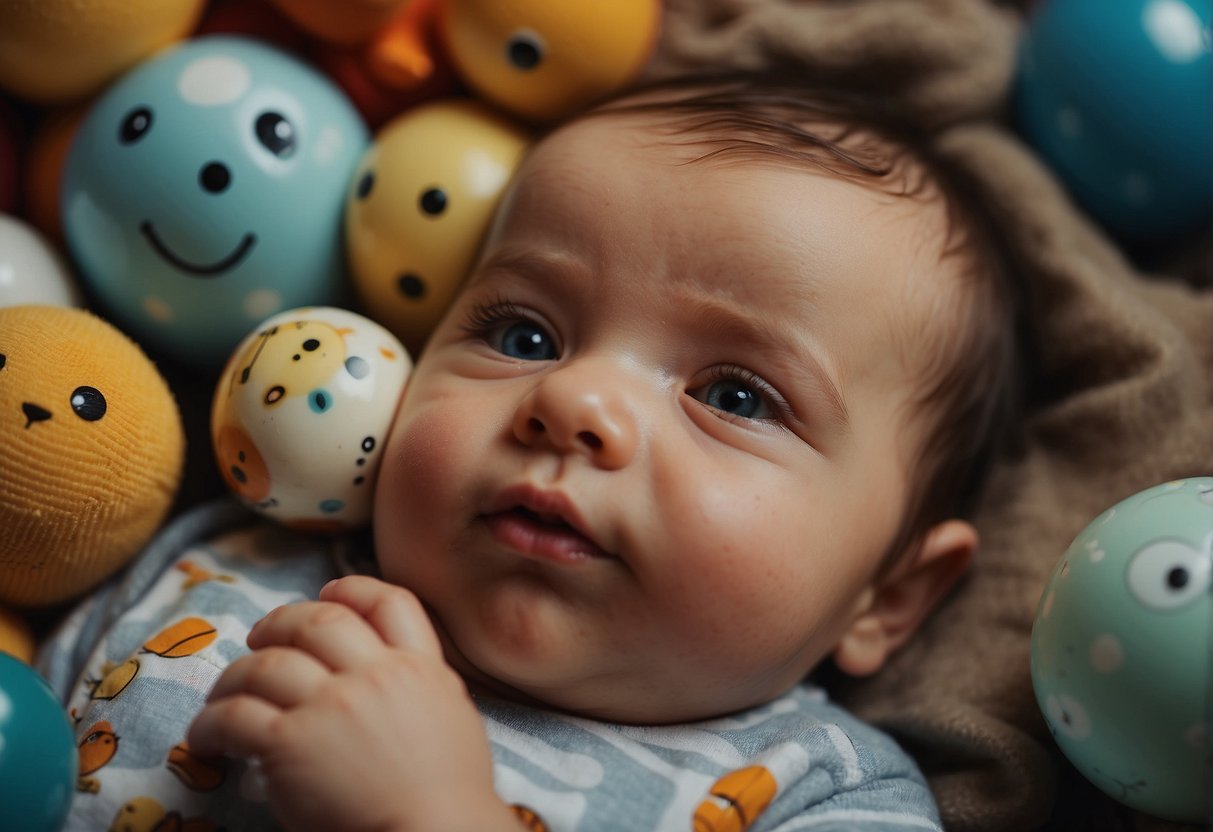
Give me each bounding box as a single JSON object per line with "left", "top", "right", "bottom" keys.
{"left": 319, "top": 576, "right": 442, "bottom": 657}
{"left": 188, "top": 695, "right": 281, "bottom": 759}
{"left": 207, "top": 647, "right": 329, "bottom": 709}
{"left": 248, "top": 601, "right": 384, "bottom": 670}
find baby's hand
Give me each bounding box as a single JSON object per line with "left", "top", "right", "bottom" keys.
{"left": 188, "top": 576, "right": 516, "bottom": 832}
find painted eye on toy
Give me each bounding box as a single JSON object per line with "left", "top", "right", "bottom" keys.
{"left": 419, "top": 187, "right": 447, "bottom": 216}
{"left": 0, "top": 353, "right": 6, "bottom": 370}
{"left": 119, "top": 107, "right": 153, "bottom": 145}
{"left": 1126, "top": 539, "right": 1212, "bottom": 611}
{"left": 308, "top": 389, "right": 333, "bottom": 413}
{"left": 254, "top": 112, "right": 296, "bottom": 159}
{"left": 345, "top": 356, "right": 370, "bottom": 378}
{"left": 1044, "top": 693, "right": 1091, "bottom": 740}
{"left": 69, "top": 386, "right": 107, "bottom": 421}
{"left": 397, "top": 274, "right": 425, "bottom": 298}
{"left": 295, "top": 337, "right": 321, "bottom": 358}
{"left": 505, "top": 29, "right": 545, "bottom": 70}
{"left": 356, "top": 170, "right": 375, "bottom": 200}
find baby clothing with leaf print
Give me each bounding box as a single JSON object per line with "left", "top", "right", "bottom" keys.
{"left": 39, "top": 499, "right": 942, "bottom": 832}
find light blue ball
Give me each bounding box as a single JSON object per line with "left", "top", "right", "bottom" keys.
{"left": 1031, "top": 478, "right": 1213, "bottom": 823}
{"left": 1014, "top": 0, "right": 1212, "bottom": 243}
{"left": 0, "top": 654, "right": 76, "bottom": 832}
{"left": 63, "top": 35, "right": 369, "bottom": 368}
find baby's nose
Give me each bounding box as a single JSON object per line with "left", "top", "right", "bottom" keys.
{"left": 512, "top": 361, "right": 639, "bottom": 470}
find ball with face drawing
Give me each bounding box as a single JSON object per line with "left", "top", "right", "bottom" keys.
{"left": 344, "top": 98, "right": 529, "bottom": 354}
{"left": 1031, "top": 478, "right": 1213, "bottom": 823}
{"left": 212, "top": 306, "right": 411, "bottom": 532}
{"left": 62, "top": 35, "right": 370, "bottom": 368}
{"left": 438, "top": 0, "right": 662, "bottom": 123}
{"left": 0, "top": 304, "right": 185, "bottom": 659}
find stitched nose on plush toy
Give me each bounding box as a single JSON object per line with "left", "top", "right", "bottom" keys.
{"left": 21, "top": 402, "right": 51, "bottom": 428}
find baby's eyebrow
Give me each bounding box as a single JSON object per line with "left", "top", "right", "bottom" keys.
{"left": 468, "top": 248, "right": 582, "bottom": 288}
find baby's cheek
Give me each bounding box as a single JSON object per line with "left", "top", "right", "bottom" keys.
{"left": 373, "top": 405, "right": 467, "bottom": 571}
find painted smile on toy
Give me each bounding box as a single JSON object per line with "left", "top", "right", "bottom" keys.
{"left": 140, "top": 221, "right": 257, "bottom": 277}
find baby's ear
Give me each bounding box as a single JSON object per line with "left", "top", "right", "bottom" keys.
{"left": 832, "top": 519, "right": 977, "bottom": 677}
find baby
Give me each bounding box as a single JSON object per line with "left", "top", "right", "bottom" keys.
{"left": 44, "top": 73, "right": 1022, "bottom": 831}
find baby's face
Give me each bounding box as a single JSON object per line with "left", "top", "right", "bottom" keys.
{"left": 374, "top": 112, "right": 956, "bottom": 723}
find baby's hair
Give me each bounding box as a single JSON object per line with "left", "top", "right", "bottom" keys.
{"left": 581, "top": 72, "right": 1029, "bottom": 571}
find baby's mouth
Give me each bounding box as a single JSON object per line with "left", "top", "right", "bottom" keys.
{"left": 484, "top": 506, "right": 613, "bottom": 563}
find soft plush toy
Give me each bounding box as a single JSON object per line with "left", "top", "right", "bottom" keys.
{"left": 0, "top": 305, "right": 185, "bottom": 662}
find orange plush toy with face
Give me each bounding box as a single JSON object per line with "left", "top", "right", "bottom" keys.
{"left": 0, "top": 306, "right": 185, "bottom": 661}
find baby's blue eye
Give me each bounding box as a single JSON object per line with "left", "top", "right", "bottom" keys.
{"left": 495, "top": 321, "right": 557, "bottom": 361}
{"left": 695, "top": 378, "right": 773, "bottom": 420}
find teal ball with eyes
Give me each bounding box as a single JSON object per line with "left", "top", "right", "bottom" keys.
{"left": 1031, "top": 478, "right": 1213, "bottom": 823}
{"left": 63, "top": 35, "right": 369, "bottom": 368}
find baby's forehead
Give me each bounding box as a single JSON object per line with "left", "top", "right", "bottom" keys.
{"left": 508, "top": 109, "right": 967, "bottom": 336}
{"left": 511, "top": 103, "right": 960, "bottom": 281}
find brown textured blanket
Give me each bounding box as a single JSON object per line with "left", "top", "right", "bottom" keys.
{"left": 643, "top": 2, "right": 1212, "bottom": 830}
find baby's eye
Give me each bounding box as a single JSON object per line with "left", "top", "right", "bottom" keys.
{"left": 494, "top": 321, "right": 556, "bottom": 361}
{"left": 689, "top": 370, "right": 783, "bottom": 422}
{"left": 463, "top": 300, "right": 560, "bottom": 361}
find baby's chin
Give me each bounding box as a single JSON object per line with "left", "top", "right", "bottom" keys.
{"left": 424, "top": 599, "right": 812, "bottom": 724}
{"left": 433, "top": 626, "right": 606, "bottom": 716}
{"left": 436, "top": 630, "right": 790, "bottom": 726}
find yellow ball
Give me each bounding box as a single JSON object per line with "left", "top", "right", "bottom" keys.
{"left": 344, "top": 99, "right": 529, "bottom": 354}
{"left": 439, "top": 0, "right": 661, "bottom": 122}
{"left": 0, "top": 0, "right": 205, "bottom": 102}
{"left": 0, "top": 306, "right": 184, "bottom": 606}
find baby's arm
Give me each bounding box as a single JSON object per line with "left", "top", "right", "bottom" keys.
{"left": 187, "top": 576, "right": 522, "bottom": 832}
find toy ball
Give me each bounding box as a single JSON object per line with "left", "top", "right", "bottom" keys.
{"left": 345, "top": 99, "right": 529, "bottom": 354}
{"left": 0, "top": 0, "right": 205, "bottom": 103}
{"left": 0, "top": 215, "right": 84, "bottom": 308}
{"left": 63, "top": 35, "right": 370, "bottom": 368}
{"left": 438, "top": 0, "right": 662, "bottom": 123}
{"left": 1014, "top": 0, "right": 1212, "bottom": 243}
{"left": 212, "top": 306, "right": 411, "bottom": 532}
{"left": 1031, "top": 478, "right": 1213, "bottom": 822}
{"left": 0, "top": 305, "right": 185, "bottom": 607}
{"left": 0, "top": 653, "right": 76, "bottom": 832}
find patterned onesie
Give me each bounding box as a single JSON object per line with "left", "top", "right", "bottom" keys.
{"left": 39, "top": 499, "right": 943, "bottom": 832}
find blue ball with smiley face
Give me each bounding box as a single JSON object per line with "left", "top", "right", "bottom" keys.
{"left": 63, "top": 35, "right": 369, "bottom": 368}
{"left": 1031, "top": 478, "right": 1213, "bottom": 823}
